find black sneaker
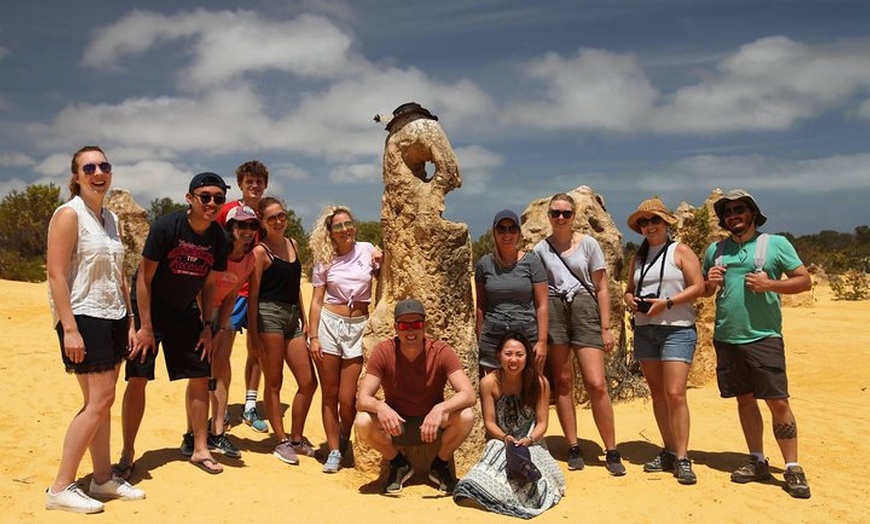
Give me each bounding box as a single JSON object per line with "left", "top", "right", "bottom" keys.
{"left": 605, "top": 449, "right": 627, "bottom": 476}
{"left": 383, "top": 462, "right": 414, "bottom": 495}
{"left": 644, "top": 450, "right": 676, "bottom": 473}
{"left": 674, "top": 458, "right": 697, "bottom": 485}
{"left": 731, "top": 456, "right": 772, "bottom": 484}
{"left": 180, "top": 432, "right": 193, "bottom": 457}
{"left": 567, "top": 444, "right": 585, "bottom": 471}
{"left": 207, "top": 432, "right": 241, "bottom": 459}
{"left": 783, "top": 466, "right": 811, "bottom": 499}
{"left": 428, "top": 459, "right": 458, "bottom": 494}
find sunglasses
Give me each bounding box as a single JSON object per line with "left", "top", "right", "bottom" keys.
{"left": 636, "top": 215, "right": 664, "bottom": 228}
{"left": 495, "top": 224, "right": 519, "bottom": 234}
{"left": 332, "top": 220, "right": 354, "bottom": 232}
{"left": 193, "top": 192, "right": 227, "bottom": 205}
{"left": 81, "top": 162, "right": 112, "bottom": 175}
{"left": 723, "top": 204, "right": 748, "bottom": 217}
{"left": 265, "top": 212, "right": 287, "bottom": 225}
{"left": 548, "top": 209, "right": 574, "bottom": 219}
{"left": 235, "top": 221, "right": 260, "bottom": 231}
{"left": 396, "top": 320, "right": 424, "bottom": 331}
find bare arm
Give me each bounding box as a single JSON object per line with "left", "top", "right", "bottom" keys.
{"left": 592, "top": 268, "right": 614, "bottom": 352}
{"left": 745, "top": 264, "right": 812, "bottom": 295}
{"left": 357, "top": 372, "right": 406, "bottom": 437}
{"left": 532, "top": 280, "right": 549, "bottom": 371}
{"left": 46, "top": 208, "right": 84, "bottom": 362}
{"left": 479, "top": 375, "right": 502, "bottom": 439}
{"left": 129, "top": 258, "right": 159, "bottom": 362}
{"left": 474, "top": 278, "right": 486, "bottom": 339}
{"left": 195, "top": 270, "right": 218, "bottom": 360}
{"left": 623, "top": 256, "right": 639, "bottom": 312}
{"left": 246, "top": 245, "right": 267, "bottom": 356}
{"left": 421, "top": 368, "right": 476, "bottom": 443}
{"left": 308, "top": 285, "right": 326, "bottom": 363}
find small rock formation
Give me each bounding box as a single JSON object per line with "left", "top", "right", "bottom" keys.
{"left": 359, "top": 103, "right": 482, "bottom": 476}
{"left": 520, "top": 186, "right": 647, "bottom": 402}
{"left": 105, "top": 189, "right": 150, "bottom": 284}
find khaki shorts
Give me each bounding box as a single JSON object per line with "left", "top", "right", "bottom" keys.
{"left": 547, "top": 293, "right": 603, "bottom": 349}
{"left": 257, "top": 301, "right": 303, "bottom": 340}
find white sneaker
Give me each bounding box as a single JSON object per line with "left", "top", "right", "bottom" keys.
{"left": 89, "top": 475, "right": 146, "bottom": 501}
{"left": 322, "top": 449, "right": 342, "bottom": 473}
{"left": 45, "top": 483, "right": 105, "bottom": 514}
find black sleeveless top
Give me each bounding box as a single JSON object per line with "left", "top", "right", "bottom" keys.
{"left": 258, "top": 240, "right": 301, "bottom": 305}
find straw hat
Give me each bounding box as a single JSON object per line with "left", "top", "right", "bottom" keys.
{"left": 627, "top": 198, "right": 678, "bottom": 234}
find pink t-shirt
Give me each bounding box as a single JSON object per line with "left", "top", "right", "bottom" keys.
{"left": 312, "top": 241, "right": 379, "bottom": 307}
{"left": 214, "top": 252, "right": 255, "bottom": 306}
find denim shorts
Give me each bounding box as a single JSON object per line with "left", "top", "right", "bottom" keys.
{"left": 633, "top": 325, "right": 697, "bottom": 363}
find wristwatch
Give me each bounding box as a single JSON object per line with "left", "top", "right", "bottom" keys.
{"left": 203, "top": 320, "right": 213, "bottom": 327}
{"left": 666, "top": 297, "right": 674, "bottom": 309}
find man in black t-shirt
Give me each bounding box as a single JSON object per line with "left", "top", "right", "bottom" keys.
{"left": 116, "top": 172, "right": 230, "bottom": 476}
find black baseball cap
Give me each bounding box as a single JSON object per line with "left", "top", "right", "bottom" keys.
{"left": 189, "top": 172, "right": 229, "bottom": 193}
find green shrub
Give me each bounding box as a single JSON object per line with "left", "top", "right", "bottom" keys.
{"left": 830, "top": 270, "right": 869, "bottom": 301}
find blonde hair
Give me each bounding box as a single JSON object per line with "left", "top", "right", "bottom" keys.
{"left": 309, "top": 205, "right": 354, "bottom": 267}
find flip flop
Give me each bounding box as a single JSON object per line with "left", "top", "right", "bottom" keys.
{"left": 112, "top": 461, "right": 135, "bottom": 480}
{"left": 190, "top": 457, "right": 223, "bottom": 475}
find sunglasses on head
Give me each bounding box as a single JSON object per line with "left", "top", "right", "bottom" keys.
{"left": 81, "top": 162, "right": 112, "bottom": 175}
{"left": 265, "top": 212, "right": 287, "bottom": 225}
{"left": 332, "top": 220, "right": 354, "bottom": 232}
{"left": 495, "top": 224, "right": 519, "bottom": 234}
{"left": 548, "top": 209, "right": 574, "bottom": 219}
{"left": 234, "top": 221, "right": 259, "bottom": 230}
{"left": 396, "top": 320, "right": 424, "bottom": 331}
{"left": 723, "top": 204, "right": 748, "bottom": 217}
{"left": 636, "top": 215, "right": 664, "bottom": 228}
{"left": 193, "top": 192, "right": 226, "bottom": 205}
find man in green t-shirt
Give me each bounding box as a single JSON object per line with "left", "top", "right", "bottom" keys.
{"left": 702, "top": 190, "right": 812, "bottom": 499}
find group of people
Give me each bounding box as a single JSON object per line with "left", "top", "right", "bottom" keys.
{"left": 44, "top": 144, "right": 812, "bottom": 517}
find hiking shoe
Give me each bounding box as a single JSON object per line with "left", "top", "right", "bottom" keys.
{"left": 89, "top": 475, "right": 146, "bottom": 501}
{"left": 273, "top": 440, "right": 300, "bottom": 465}
{"left": 567, "top": 444, "right": 585, "bottom": 471}
{"left": 383, "top": 462, "right": 414, "bottom": 495}
{"left": 45, "top": 483, "right": 104, "bottom": 514}
{"left": 180, "top": 432, "right": 194, "bottom": 457}
{"left": 605, "top": 449, "right": 627, "bottom": 476}
{"left": 242, "top": 407, "right": 268, "bottom": 433}
{"left": 322, "top": 449, "right": 342, "bottom": 473}
{"left": 208, "top": 432, "right": 242, "bottom": 459}
{"left": 428, "top": 460, "right": 458, "bottom": 494}
{"left": 783, "top": 466, "right": 811, "bottom": 499}
{"left": 644, "top": 450, "right": 676, "bottom": 473}
{"left": 731, "top": 456, "right": 772, "bottom": 483}
{"left": 290, "top": 437, "right": 317, "bottom": 458}
{"left": 674, "top": 458, "right": 697, "bottom": 485}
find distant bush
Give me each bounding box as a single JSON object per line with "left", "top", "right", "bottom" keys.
{"left": 0, "top": 250, "right": 45, "bottom": 282}
{"left": 0, "top": 184, "right": 62, "bottom": 281}
{"left": 830, "top": 270, "right": 869, "bottom": 301}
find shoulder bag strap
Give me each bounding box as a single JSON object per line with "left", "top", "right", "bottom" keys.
{"left": 544, "top": 238, "right": 597, "bottom": 299}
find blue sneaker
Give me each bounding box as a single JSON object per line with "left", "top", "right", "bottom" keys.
{"left": 242, "top": 407, "right": 268, "bottom": 433}
{"left": 322, "top": 450, "right": 342, "bottom": 473}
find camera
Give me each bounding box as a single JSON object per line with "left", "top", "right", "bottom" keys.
{"left": 636, "top": 294, "right": 656, "bottom": 314}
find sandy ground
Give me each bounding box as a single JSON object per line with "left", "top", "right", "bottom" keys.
{"left": 1, "top": 279, "right": 867, "bottom": 523}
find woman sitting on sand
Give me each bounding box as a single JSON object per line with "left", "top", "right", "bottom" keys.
{"left": 454, "top": 331, "right": 565, "bottom": 518}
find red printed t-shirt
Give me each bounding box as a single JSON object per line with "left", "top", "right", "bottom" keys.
{"left": 366, "top": 337, "right": 463, "bottom": 417}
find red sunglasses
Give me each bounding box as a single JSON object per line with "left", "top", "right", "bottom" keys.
{"left": 396, "top": 320, "right": 424, "bottom": 331}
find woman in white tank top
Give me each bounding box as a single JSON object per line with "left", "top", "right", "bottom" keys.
{"left": 624, "top": 198, "right": 704, "bottom": 485}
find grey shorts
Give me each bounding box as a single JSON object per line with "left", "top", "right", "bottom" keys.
{"left": 547, "top": 293, "right": 603, "bottom": 349}
{"left": 478, "top": 317, "right": 538, "bottom": 369}
{"left": 318, "top": 307, "right": 367, "bottom": 360}
{"left": 257, "top": 301, "right": 303, "bottom": 340}
{"left": 714, "top": 337, "right": 789, "bottom": 399}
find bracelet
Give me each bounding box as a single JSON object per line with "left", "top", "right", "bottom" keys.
{"left": 203, "top": 320, "right": 213, "bottom": 327}
{"left": 128, "top": 314, "right": 136, "bottom": 318}
{"left": 309, "top": 335, "right": 319, "bottom": 339}
{"left": 666, "top": 297, "right": 674, "bottom": 309}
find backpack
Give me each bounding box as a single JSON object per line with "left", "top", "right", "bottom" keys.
{"left": 714, "top": 233, "right": 769, "bottom": 273}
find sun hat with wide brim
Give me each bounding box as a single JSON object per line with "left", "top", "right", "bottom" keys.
{"left": 627, "top": 198, "right": 678, "bottom": 234}
{"left": 713, "top": 189, "right": 768, "bottom": 229}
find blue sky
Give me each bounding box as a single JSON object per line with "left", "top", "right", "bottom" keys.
{"left": 1, "top": 0, "right": 869, "bottom": 241}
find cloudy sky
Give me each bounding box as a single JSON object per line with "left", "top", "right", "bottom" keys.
{"left": 1, "top": 0, "right": 868, "bottom": 240}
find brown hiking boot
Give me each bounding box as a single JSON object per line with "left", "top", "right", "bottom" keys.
{"left": 730, "top": 456, "right": 773, "bottom": 483}
{"left": 783, "top": 466, "right": 811, "bottom": 499}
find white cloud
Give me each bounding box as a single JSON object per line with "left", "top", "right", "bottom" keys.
{"left": 328, "top": 162, "right": 379, "bottom": 183}
{"left": 454, "top": 145, "right": 503, "bottom": 195}
{"left": 506, "top": 36, "right": 870, "bottom": 135}
{"left": 0, "top": 152, "right": 35, "bottom": 167}
{"left": 82, "top": 10, "right": 359, "bottom": 90}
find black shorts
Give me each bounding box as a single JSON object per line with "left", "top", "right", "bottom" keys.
{"left": 392, "top": 415, "right": 444, "bottom": 446}
{"left": 56, "top": 315, "right": 127, "bottom": 374}
{"left": 714, "top": 337, "right": 789, "bottom": 399}
{"left": 125, "top": 305, "right": 210, "bottom": 382}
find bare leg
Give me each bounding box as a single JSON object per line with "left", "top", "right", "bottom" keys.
{"left": 437, "top": 408, "right": 475, "bottom": 461}
{"left": 187, "top": 377, "right": 221, "bottom": 471}
{"left": 576, "top": 347, "right": 616, "bottom": 450}
{"left": 117, "top": 376, "right": 148, "bottom": 469}
{"left": 354, "top": 412, "right": 398, "bottom": 459}
{"left": 210, "top": 330, "right": 233, "bottom": 435}
{"left": 736, "top": 393, "right": 765, "bottom": 454}
{"left": 640, "top": 360, "right": 673, "bottom": 451}
{"left": 318, "top": 354, "right": 342, "bottom": 450}
{"left": 662, "top": 361, "right": 691, "bottom": 458}
{"left": 244, "top": 331, "right": 262, "bottom": 404}
{"left": 261, "top": 333, "right": 288, "bottom": 441}
{"left": 766, "top": 398, "right": 798, "bottom": 463}
{"left": 548, "top": 343, "right": 578, "bottom": 445}
{"left": 284, "top": 335, "right": 317, "bottom": 441}
{"left": 52, "top": 368, "right": 118, "bottom": 493}
{"left": 338, "top": 357, "right": 363, "bottom": 443}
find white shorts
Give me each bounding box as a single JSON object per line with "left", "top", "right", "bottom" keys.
{"left": 318, "top": 307, "right": 367, "bottom": 360}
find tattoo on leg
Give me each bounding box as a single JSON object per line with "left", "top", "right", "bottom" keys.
{"left": 773, "top": 422, "right": 797, "bottom": 440}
